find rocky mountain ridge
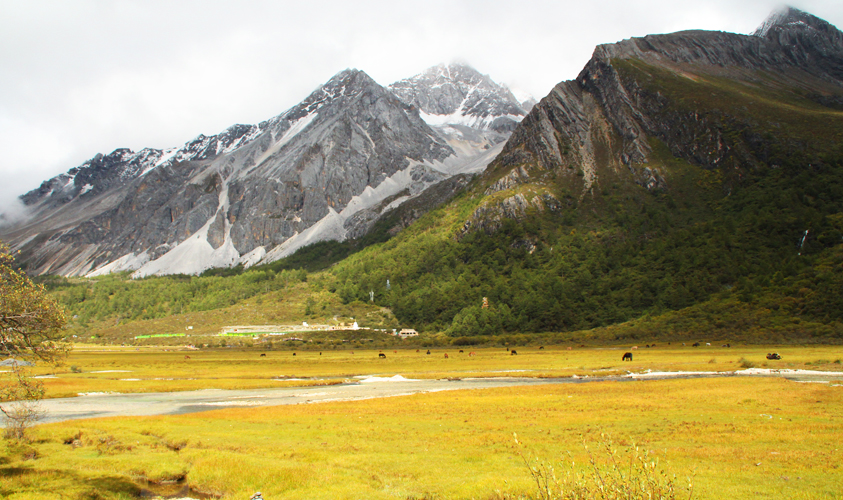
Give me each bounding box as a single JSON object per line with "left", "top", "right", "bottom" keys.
{"left": 2, "top": 65, "right": 525, "bottom": 277}
{"left": 462, "top": 6, "right": 843, "bottom": 235}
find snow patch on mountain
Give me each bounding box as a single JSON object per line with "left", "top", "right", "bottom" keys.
{"left": 430, "top": 142, "right": 505, "bottom": 175}
{"left": 147, "top": 147, "right": 179, "bottom": 173}
{"left": 87, "top": 251, "right": 150, "bottom": 277}
{"left": 253, "top": 142, "right": 501, "bottom": 268}
{"left": 261, "top": 208, "right": 347, "bottom": 263}
{"left": 131, "top": 232, "right": 239, "bottom": 278}
{"left": 510, "top": 88, "right": 537, "bottom": 110}
{"left": 419, "top": 110, "right": 524, "bottom": 130}
{"left": 238, "top": 246, "right": 266, "bottom": 268}
{"left": 340, "top": 165, "right": 426, "bottom": 218}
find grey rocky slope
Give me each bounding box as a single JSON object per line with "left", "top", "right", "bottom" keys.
{"left": 2, "top": 70, "right": 456, "bottom": 276}
{"left": 2, "top": 65, "right": 529, "bottom": 277}
{"left": 459, "top": 6, "right": 843, "bottom": 234}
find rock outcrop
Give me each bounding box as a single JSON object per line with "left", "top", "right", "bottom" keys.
{"left": 462, "top": 7, "right": 843, "bottom": 235}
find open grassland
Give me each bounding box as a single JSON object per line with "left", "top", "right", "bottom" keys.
{"left": 20, "top": 344, "right": 843, "bottom": 399}
{"left": 1, "top": 374, "right": 841, "bottom": 499}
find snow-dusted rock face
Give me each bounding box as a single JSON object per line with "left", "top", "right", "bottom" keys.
{"left": 2, "top": 66, "right": 522, "bottom": 277}
{"left": 387, "top": 63, "right": 534, "bottom": 178}
{"left": 389, "top": 63, "right": 529, "bottom": 135}
{"left": 2, "top": 69, "right": 463, "bottom": 276}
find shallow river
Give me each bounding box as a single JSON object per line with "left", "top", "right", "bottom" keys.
{"left": 27, "top": 368, "right": 843, "bottom": 425}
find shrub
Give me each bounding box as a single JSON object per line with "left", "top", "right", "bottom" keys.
{"left": 452, "top": 336, "right": 484, "bottom": 346}
{"left": 512, "top": 433, "right": 693, "bottom": 500}
{"left": 739, "top": 358, "right": 755, "bottom": 369}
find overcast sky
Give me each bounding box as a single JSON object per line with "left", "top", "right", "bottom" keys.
{"left": 1, "top": 0, "right": 841, "bottom": 211}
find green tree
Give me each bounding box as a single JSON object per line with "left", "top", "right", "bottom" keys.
{"left": 1, "top": 242, "right": 68, "bottom": 440}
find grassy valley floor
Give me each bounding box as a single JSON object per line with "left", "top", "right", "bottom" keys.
{"left": 21, "top": 344, "right": 843, "bottom": 398}
{"left": 1, "top": 346, "right": 842, "bottom": 499}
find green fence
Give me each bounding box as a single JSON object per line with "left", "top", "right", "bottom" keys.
{"left": 133, "top": 333, "right": 187, "bottom": 339}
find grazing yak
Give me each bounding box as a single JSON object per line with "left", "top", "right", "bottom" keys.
{"left": 260, "top": 353, "right": 266, "bottom": 357}
{"left": 622, "top": 352, "right": 633, "bottom": 361}
{"left": 379, "top": 353, "right": 386, "bottom": 359}
{"left": 766, "top": 353, "right": 781, "bottom": 360}
{"left": 510, "top": 350, "right": 518, "bottom": 355}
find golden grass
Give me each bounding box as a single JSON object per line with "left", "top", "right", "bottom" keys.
{"left": 23, "top": 344, "right": 843, "bottom": 399}
{"left": 2, "top": 346, "right": 842, "bottom": 499}
{"left": 3, "top": 376, "right": 841, "bottom": 499}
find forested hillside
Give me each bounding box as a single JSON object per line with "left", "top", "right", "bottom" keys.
{"left": 328, "top": 19, "right": 843, "bottom": 342}
{"left": 329, "top": 138, "right": 843, "bottom": 340}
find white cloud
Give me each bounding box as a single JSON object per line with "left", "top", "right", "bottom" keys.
{"left": 1, "top": 0, "right": 841, "bottom": 204}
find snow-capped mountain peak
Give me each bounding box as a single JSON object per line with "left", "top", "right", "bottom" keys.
{"left": 2, "top": 66, "right": 466, "bottom": 277}
{"left": 388, "top": 63, "right": 529, "bottom": 131}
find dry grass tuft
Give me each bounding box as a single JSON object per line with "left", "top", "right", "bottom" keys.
{"left": 512, "top": 433, "right": 692, "bottom": 500}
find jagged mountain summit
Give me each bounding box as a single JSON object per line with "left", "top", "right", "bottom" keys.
{"left": 389, "top": 63, "right": 529, "bottom": 133}
{"left": 1, "top": 64, "right": 529, "bottom": 277}
{"left": 1, "top": 70, "right": 462, "bottom": 276}
{"left": 388, "top": 63, "right": 533, "bottom": 176}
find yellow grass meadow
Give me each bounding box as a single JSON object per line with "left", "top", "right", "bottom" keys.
{"left": 1, "top": 345, "right": 842, "bottom": 499}
{"left": 23, "top": 344, "right": 843, "bottom": 398}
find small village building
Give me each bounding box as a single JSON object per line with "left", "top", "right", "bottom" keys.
{"left": 395, "top": 328, "right": 419, "bottom": 339}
